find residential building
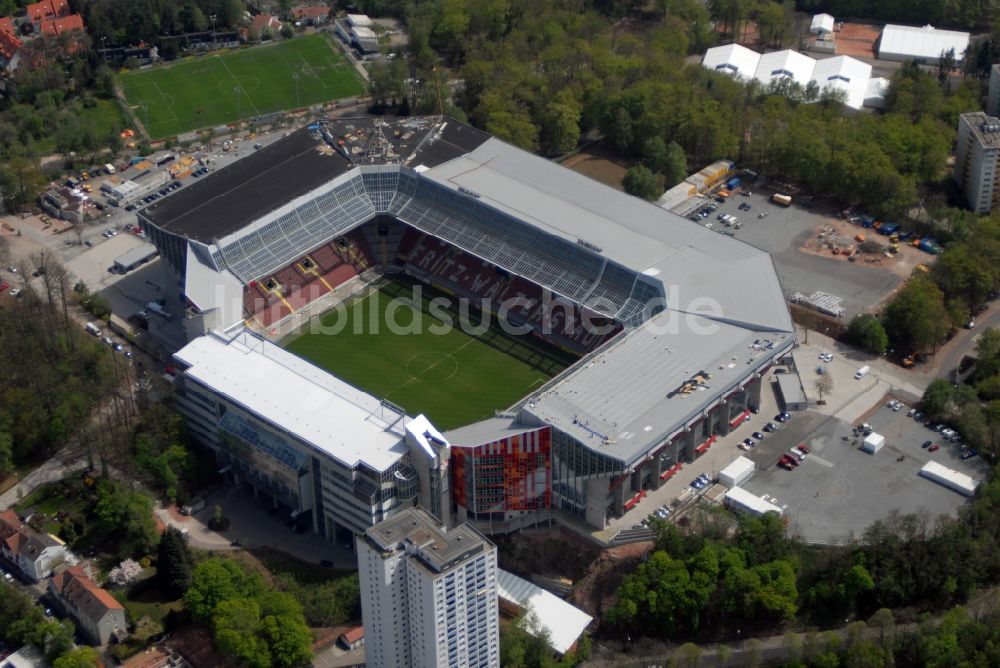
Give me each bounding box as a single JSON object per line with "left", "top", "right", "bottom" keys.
{"left": 0, "top": 17, "right": 23, "bottom": 71}
{"left": 1, "top": 645, "right": 47, "bottom": 668}
{"left": 250, "top": 14, "right": 282, "bottom": 37}
{"left": 338, "top": 626, "right": 365, "bottom": 650}
{"left": 334, "top": 14, "right": 380, "bottom": 54}
{"left": 40, "top": 186, "right": 88, "bottom": 223}
{"left": 292, "top": 6, "right": 330, "bottom": 25}
{"left": 38, "top": 13, "right": 84, "bottom": 39}
{"left": 49, "top": 565, "right": 128, "bottom": 645}
{"left": 954, "top": 112, "right": 1000, "bottom": 214}
{"left": 988, "top": 64, "right": 1000, "bottom": 117}
{"left": 26, "top": 0, "right": 69, "bottom": 26}
{"left": 0, "top": 509, "right": 69, "bottom": 581}
{"left": 358, "top": 507, "right": 499, "bottom": 668}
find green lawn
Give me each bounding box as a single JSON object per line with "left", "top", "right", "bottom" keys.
{"left": 284, "top": 281, "right": 571, "bottom": 430}
{"left": 118, "top": 35, "right": 364, "bottom": 138}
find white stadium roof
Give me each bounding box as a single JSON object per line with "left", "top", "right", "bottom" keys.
{"left": 878, "top": 24, "right": 969, "bottom": 63}
{"left": 754, "top": 49, "right": 816, "bottom": 88}
{"left": 174, "top": 330, "right": 410, "bottom": 471}
{"left": 701, "top": 43, "right": 760, "bottom": 81}
{"left": 810, "top": 55, "right": 872, "bottom": 110}
{"left": 497, "top": 569, "right": 592, "bottom": 655}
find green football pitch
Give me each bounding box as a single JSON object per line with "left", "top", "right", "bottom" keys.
{"left": 284, "top": 281, "right": 573, "bottom": 430}
{"left": 118, "top": 34, "right": 365, "bottom": 139}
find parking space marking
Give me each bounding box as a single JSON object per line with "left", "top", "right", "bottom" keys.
{"left": 806, "top": 453, "right": 834, "bottom": 468}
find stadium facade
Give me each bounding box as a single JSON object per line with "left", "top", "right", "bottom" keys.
{"left": 146, "top": 117, "right": 795, "bottom": 536}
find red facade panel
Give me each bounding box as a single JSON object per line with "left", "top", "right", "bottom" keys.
{"left": 451, "top": 427, "right": 551, "bottom": 514}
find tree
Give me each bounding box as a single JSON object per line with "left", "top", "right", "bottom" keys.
{"left": 539, "top": 89, "right": 581, "bottom": 156}
{"left": 922, "top": 379, "right": 956, "bottom": 421}
{"left": 815, "top": 372, "right": 833, "bottom": 401}
{"left": 882, "top": 277, "right": 950, "bottom": 353}
{"left": 93, "top": 479, "right": 158, "bottom": 558}
{"left": 157, "top": 527, "right": 194, "bottom": 597}
{"left": 623, "top": 165, "right": 662, "bottom": 201}
{"left": 108, "top": 558, "right": 142, "bottom": 587}
{"left": 847, "top": 314, "right": 889, "bottom": 355}
{"left": 185, "top": 558, "right": 264, "bottom": 622}
{"left": 662, "top": 141, "right": 688, "bottom": 189}
{"left": 52, "top": 647, "right": 100, "bottom": 668}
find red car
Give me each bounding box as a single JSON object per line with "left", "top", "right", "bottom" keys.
{"left": 0, "top": 280, "right": 8, "bottom": 293}
{"left": 797, "top": 444, "right": 810, "bottom": 454}
{"left": 928, "top": 444, "right": 940, "bottom": 452}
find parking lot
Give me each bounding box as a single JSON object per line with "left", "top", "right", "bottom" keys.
{"left": 677, "top": 190, "right": 901, "bottom": 318}
{"left": 740, "top": 403, "right": 988, "bottom": 544}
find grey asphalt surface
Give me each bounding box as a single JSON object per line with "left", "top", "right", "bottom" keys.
{"left": 739, "top": 403, "right": 985, "bottom": 544}
{"left": 676, "top": 191, "right": 900, "bottom": 318}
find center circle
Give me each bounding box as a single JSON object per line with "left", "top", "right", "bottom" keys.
{"left": 406, "top": 352, "right": 458, "bottom": 383}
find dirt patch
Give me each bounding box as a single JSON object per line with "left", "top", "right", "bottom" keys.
{"left": 799, "top": 217, "right": 930, "bottom": 279}
{"left": 836, "top": 21, "right": 881, "bottom": 59}
{"left": 494, "top": 525, "right": 656, "bottom": 622}
{"left": 166, "top": 628, "right": 222, "bottom": 668}
{"left": 567, "top": 541, "right": 654, "bottom": 620}
{"left": 561, "top": 142, "right": 633, "bottom": 191}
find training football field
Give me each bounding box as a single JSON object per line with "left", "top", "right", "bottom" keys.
{"left": 285, "top": 281, "right": 572, "bottom": 430}
{"left": 118, "top": 34, "right": 365, "bottom": 139}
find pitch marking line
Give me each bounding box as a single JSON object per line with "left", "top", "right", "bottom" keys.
{"left": 218, "top": 55, "right": 262, "bottom": 116}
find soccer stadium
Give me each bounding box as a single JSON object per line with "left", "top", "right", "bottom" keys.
{"left": 141, "top": 117, "right": 794, "bottom": 542}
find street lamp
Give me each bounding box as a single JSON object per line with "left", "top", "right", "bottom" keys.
{"left": 233, "top": 86, "right": 242, "bottom": 120}
{"left": 292, "top": 72, "right": 300, "bottom": 109}
{"left": 209, "top": 14, "right": 217, "bottom": 38}
{"left": 100, "top": 36, "right": 107, "bottom": 64}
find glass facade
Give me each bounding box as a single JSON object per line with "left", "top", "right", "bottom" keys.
{"left": 549, "top": 428, "right": 624, "bottom": 516}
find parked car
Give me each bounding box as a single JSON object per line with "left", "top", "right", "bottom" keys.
{"left": 752, "top": 431, "right": 764, "bottom": 440}
{"left": 922, "top": 440, "right": 933, "bottom": 449}
{"left": 763, "top": 422, "right": 778, "bottom": 432}
{"left": 928, "top": 444, "right": 940, "bottom": 452}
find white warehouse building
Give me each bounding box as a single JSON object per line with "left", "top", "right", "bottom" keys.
{"left": 810, "top": 13, "right": 835, "bottom": 35}
{"left": 877, "top": 24, "right": 970, "bottom": 65}
{"left": 701, "top": 46, "right": 884, "bottom": 110}
{"left": 723, "top": 486, "right": 783, "bottom": 517}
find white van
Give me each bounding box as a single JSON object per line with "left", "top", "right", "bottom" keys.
{"left": 85, "top": 322, "right": 101, "bottom": 336}
{"left": 854, "top": 365, "right": 870, "bottom": 380}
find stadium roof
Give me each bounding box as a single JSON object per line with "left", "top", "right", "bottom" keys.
{"left": 753, "top": 49, "right": 815, "bottom": 88}
{"left": 878, "top": 24, "right": 969, "bottom": 63}
{"left": 150, "top": 117, "right": 794, "bottom": 467}
{"left": 523, "top": 313, "right": 793, "bottom": 466}
{"left": 173, "top": 329, "right": 410, "bottom": 471}
{"left": 701, "top": 43, "right": 760, "bottom": 80}
{"left": 444, "top": 417, "right": 542, "bottom": 446}
{"left": 810, "top": 55, "right": 871, "bottom": 111}
{"left": 497, "top": 569, "right": 592, "bottom": 655}
{"left": 141, "top": 118, "right": 490, "bottom": 243}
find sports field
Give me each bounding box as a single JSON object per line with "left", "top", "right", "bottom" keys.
{"left": 285, "top": 281, "right": 572, "bottom": 430}
{"left": 118, "top": 34, "right": 365, "bottom": 138}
